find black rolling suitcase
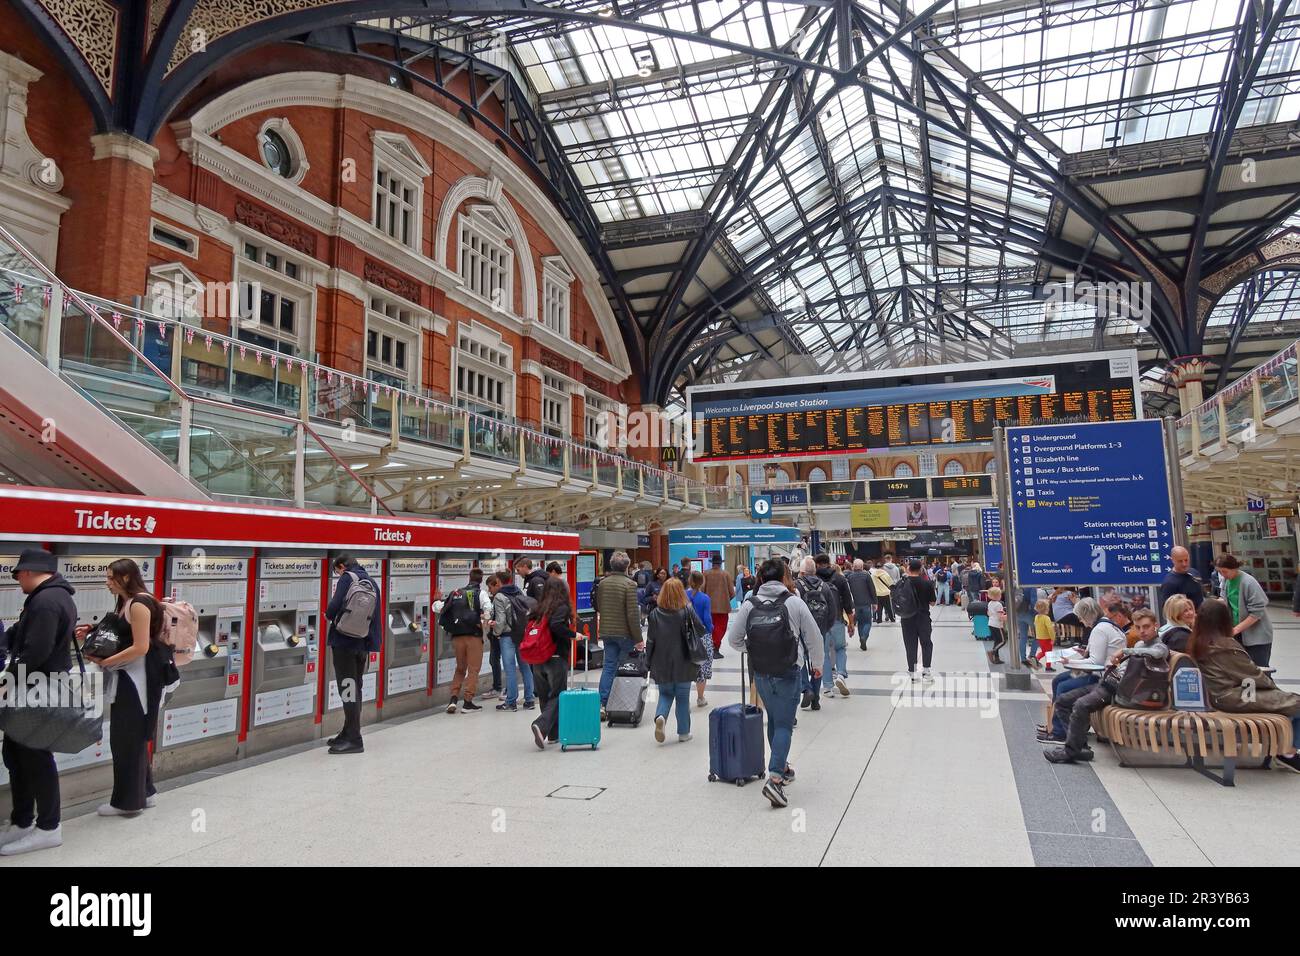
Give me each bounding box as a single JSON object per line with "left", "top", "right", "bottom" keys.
{"left": 605, "top": 650, "right": 648, "bottom": 726}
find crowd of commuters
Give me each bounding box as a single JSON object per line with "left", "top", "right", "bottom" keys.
{"left": 3, "top": 537, "right": 1295, "bottom": 850}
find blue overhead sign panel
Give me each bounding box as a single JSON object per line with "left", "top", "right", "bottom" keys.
{"left": 980, "top": 508, "right": 1003, "bottom": 570}
{"left": 1008, "top": 419, "right": 1174, "bottom": 586}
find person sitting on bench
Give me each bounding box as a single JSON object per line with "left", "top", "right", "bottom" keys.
{"left": 1042, "top": 607, "right": 1163, "bottom": 764}
{"left": 1187, "top": 599, "right": 1300, "bottom": 774}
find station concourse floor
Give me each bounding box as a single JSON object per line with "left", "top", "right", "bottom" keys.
{"left": 8, "top": 606, "right": 1300, "bottom": 867}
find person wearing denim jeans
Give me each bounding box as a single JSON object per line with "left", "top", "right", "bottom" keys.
{"left": 653, "top": 682, "right": 693, "bottom": 738}
{"left": 823, "top": 621, "right": 848, "bottom": 695}
{"left": 595, "top": 552, "right": 643, "bottom": 719}
{"left": 488, "top": 571, "right": 535, "bottom": 710}
{"left": 724, "top": 559, "right": 826, "bottom": 809}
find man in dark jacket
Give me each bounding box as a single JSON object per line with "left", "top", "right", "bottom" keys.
{"left": 845, "top": 559, "right": 876, "bottom": 650}
{"left": 1159, "top": 546, "right": 1204, "bottom": 616}
{"left": 0, "top": 549, "right": 76, "bottom": 855}
{"left": 325, "top": 554, "right": 382, "bottom": 754}
{"left": 814, "top": 554, "right": 853, "bottom": 698}
{"left": 517, "top": 559, "right": 549, "bottom": 603}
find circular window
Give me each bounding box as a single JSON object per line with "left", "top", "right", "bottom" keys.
{"left": 260, "top": 129, "right": 294, "bottom": 178}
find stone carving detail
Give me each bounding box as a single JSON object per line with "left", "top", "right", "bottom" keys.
{"left": 233, "top": 197, "right": 316, "bottom": 256}
{"left": 363, "top": 259, "right": 420, "bottom": 304}
{"left": 584, "top": 372, "right": 610, "bottom": 396}
{"left": 1201, "top": 251, "right": 1262, "bottom": 297}
{"left": 149, "top": 0, "right": 169, "bottom": 47}
{"left": 36, "top": 0, "right": 118, "bottom": 92}
{"left": 1260, "top": 231, "right": 1300, "bottom": 263}
{"left": 540, "top": 348, "right": 570, "bottom": 376}
{"left": 167, "top": 0, "right": 350, "bottom": 74}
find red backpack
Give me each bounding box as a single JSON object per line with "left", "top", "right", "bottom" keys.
{"left": 519, "top": 615, "right": 556, "bottom": 665}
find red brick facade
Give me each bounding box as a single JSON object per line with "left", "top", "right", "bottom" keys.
{"left": 0, "top": 19, "right": 632, "bottom": 432}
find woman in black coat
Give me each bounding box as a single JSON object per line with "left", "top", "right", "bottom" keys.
{"left": 645, "top": 578, "right": 700, "bottom": 744}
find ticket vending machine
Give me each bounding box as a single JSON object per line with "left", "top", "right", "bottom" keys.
{"left": 247, "top": 555, "right": 322, "bottom": 755}
{"left": 324, "top": 557, "right": 382, "bottom": 728}
{"left": 155, "top": 551, "right": 250, "bottom": 776}
{"left": 381, "top": 557, "right": 431, "bottom": 719}
{"left": 432, "top": 558, "right": 473, "bottom": 689}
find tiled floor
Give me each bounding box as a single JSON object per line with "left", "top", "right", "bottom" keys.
{"left": 5, "top": 605, "right": 1298, "bottom": 866}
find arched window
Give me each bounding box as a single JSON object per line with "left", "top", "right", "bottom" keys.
{"left": 774, "top": 469, "right": 790, "bottom": 486}
{"left": 917, "top": 451, "right": 937, "bottom": 476}
{"left": 854, "top": 464, "right": 874, "bottom": 480}
{"left": 807, "top": 467, "right": 827, "bottom": 482}
{"left": 893, "top": 462, "right": 914, "bottom": 478}
{"left": 984, "top": 458, "right": 997, "bottom": 474}
{"left": 943, "top": 460, "right": 964, "bottom": 476}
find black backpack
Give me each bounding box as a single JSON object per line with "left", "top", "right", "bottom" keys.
{"left": 505, "top": 592, "right": 534, "bottom": 642}
{"left": 746, "top": 592, "right": 798, "bottom": 676}
{"left": 891, "top": 577, "right": 920, "bottom": 619}
{"left": 799, "top": 577, "right": 835, "bottom": 633}
{"left": 440, "top": 589, "right": 480, "bottom": 636}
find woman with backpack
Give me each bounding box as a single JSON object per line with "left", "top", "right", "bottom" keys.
{"left": 81, "top": 558, "right": 176, "bottom": 817}
{"left": 645, "top": 578, "right": 700, "bottom": 744}
{"left": 524, "top": 577, "right": 576, "bottom": 750}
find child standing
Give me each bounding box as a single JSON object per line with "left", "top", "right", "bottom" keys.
{"left": 1033, "top": 597, "right": 1055, "bottom": 671}
{"left": 986, "top": 586, "right": 1006, "bottom": 665}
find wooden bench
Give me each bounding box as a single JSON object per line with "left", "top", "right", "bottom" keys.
{"left": 1090, "top": 707, "right": 1294, "bottom": 787}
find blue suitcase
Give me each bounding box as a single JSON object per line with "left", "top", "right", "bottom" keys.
{"left": 708, "top": 653, "right": 765, "bottom": 786}
{"left": 559, "top": 652, "right": 601, "bottom": 751}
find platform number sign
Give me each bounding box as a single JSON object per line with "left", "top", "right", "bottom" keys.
{"left": 751, "top": 495, "right": 773, "bottom": 521}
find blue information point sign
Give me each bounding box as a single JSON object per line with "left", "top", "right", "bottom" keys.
{"left": 750, "top": 495, "right": 773, "bottom": 522}
{"left": 980, "top": 508, "right": 1003, "bottom": 570}
{"left": 1007, "top": 419, "right": 1175, "bottom": 586}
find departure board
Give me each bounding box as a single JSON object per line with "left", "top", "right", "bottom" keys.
{"left": 688, "top": 351, "right": 1141, "bottom": 463}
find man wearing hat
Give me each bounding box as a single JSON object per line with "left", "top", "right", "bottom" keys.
{"left": 0, "top": 549, "right": 76, "bottom": 855}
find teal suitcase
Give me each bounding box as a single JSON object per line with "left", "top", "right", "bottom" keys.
{"left": 559, "top": 654, "right": 601, "bottom": 750}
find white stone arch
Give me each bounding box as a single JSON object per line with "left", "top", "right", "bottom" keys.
{"left": 436, "top": 174, "right": 538, "bottom": 322}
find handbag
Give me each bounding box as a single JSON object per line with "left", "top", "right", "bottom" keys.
{"left": 81, "top": 612, "right": 129, "bottom": 660}
{"left": 0, "top": 637, "right": 104, "bottom": 754}
{"left": 682, "top": 612, "right": 710, "bottom": 665}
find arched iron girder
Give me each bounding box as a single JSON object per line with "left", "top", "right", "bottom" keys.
{"left": 1213, "top": 268, "right": 1300, "bottom": 391}
{"left": 128, "top": 0, "right": 847, "bottom": 141}
{"left": 1187, "top": 0, "right": 1295, "bottom": 347}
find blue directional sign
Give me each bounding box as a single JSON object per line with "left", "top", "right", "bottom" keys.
{"left": 980, "top": 508, "right": 1003, "bottom": 570}
{"left": 751, "top": 495, "right": 773, "bottom": 521}
{"left": 1007, "top": 419, "right": 1175, "bottom": 586}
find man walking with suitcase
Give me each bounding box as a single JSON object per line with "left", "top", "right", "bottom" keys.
{"left": 595, "top": 551, "right": 642, "bottom": 721}
{"left": 725, "top": 559, "right": 824, "bottom": 809}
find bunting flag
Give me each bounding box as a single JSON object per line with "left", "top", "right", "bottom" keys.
{"left": 238, "top": 345, "right": 247, "bottom": 360}
{"left": 203, "top": 334, "right": 213, "bottom": 351}
{"left": 135, "top": 317, "right": 145, "bottom": 335}
{"left": 157, "top": 322, "right": 167, "bottom": 340}
{"left": 11, "top": 282, "right": 21, "bottom": 303}
{"left": 327, "top": 370, "right": 335, "bottom": 384}
{"left": 254, "top": 350, "right": 263, "bottom": 365}
{"left": 221, "top": 340, "right": 229, "bottom": 355}
{"left": 112, "top": 312, "right": 122, "bottom": 331}
{"left": 185, "top": 326, "right": 195, "bottom": 345}
{"left": 41, "top": 286, "right": 52, "bottom": 307}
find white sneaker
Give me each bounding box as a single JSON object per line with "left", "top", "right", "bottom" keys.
{"left": 922, "top": 668, "right": 935, "bottom": 683}
{"left": 834, "top": 674, "right": 850, "bottom": 697}
{"left": 0, "top": 824, "right": 61, "bottom": 855}
{"left": 145, "top": 795, "right": 157, "bottom": 809}
{"left": 654, "top": 714, "right": 666, "bottom": 743}
{"left": 910, "top": 671, "right": 921, "bottom": 683}
{"left": 678, "top": 733, "right": 693, "bottom": 742}
{"left": 0, "top": 823, "right": 33, "bottom": 848}
{"left": 96, "top": 803, "right": 141, "bottom": 817}
{"left": 696, "top": 697, "right": 708, "bottom": 707}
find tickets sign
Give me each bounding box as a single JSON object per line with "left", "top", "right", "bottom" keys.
{"left": 0, "top": 487, "right": 579, "bottom": 555}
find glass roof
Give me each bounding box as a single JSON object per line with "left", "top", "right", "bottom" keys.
{"left": 382, "top": 0, "right": 1300, "bottom": 395}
